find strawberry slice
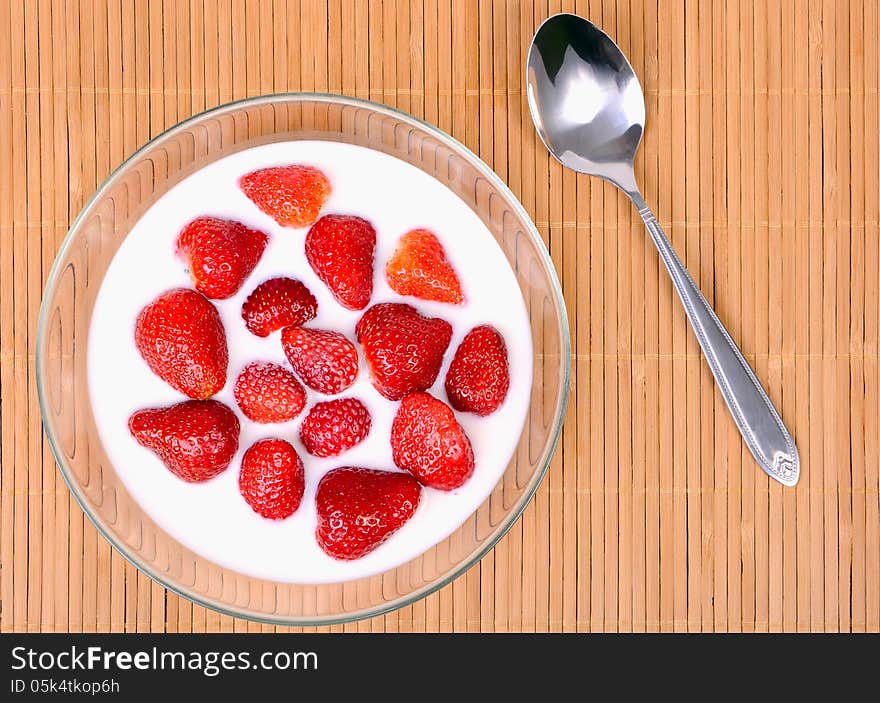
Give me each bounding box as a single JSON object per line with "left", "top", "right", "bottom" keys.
{"left": 391, "top": 391, "right": 475, "bottom": 491}
{"left": 355, "top": 302, "right": 452, "bottom": 400}
{"left": 233, "top": 361, "right": 306, "bottom": 423}
{"left": 299, "top": 398, "right": 371, "bottom": 457}
{"left": 315, "top": 467, "right": 421, "bottom": 560}
{"left": 241, "top": 277, "right": 318, "bottom": 337}
{"left": 385, "top": 228, "right": 463, "bottom": 304}
{"left": 176, "top": 216, "right": 268, "bottom": 299}
{"left": 135, "top": 288, "right": 228, "bottom": 399}
{"left": 281, "top": 326, "right": 358, "bottom": 395}
{"left": 129, "top": 399, "right": 240, "bottom": 482}
{"left": 239, "top": 165, "right": 331, "bottom": 228}
{"left": 305, "top": 214, "right": 376, "bottom": 310}
{"left": 239, "top": 438, "right": 305, "bottom": 519}
{"left": 445, "top": 325, "right": 510, "bottom": 415}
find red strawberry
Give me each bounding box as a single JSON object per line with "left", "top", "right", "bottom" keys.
{"left": 315, "top": 467, "right": 421, "bottom": 560}
{"left": 281, "top": 326, "right": 358, "bottom": 395}
{"left": 355, "top": 303, "right": 452, "bottom": 400}
{"left": 239, "top": 438, "right": 305, "bottom": 520}
{"left": 233, "top": 361, "right": 306, "bottom": 423}
{"left": 239, "top": 165, "right": 331, "bottom": 228}
{"left": 242, "top": 277, "right": 317, "bottom": 337}
{"left": 135, "top": 288, "right": 228, "bottom": 399}
{"left": 299, "top": 398, "right": 371, "bottom": 457}
{"left": 176, "top": 216, "right": 268, "bottom": 299}
{"left": 391, "top": 392, "right": 475, "bottom": 491}
{"left": 444, "top": 325, "right": 510, "bottom": 416}
{"left": 129, "top": 399, "right": 240, "bottom": 482}
{"left": 385, "top": 228, "right": 463, "bottom": 304}
{"left": 305, "top": 214, "right": 376, "bottom": 310}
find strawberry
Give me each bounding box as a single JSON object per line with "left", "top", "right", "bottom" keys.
{"left": 281, "top": 326, "right": 358, "bottom": 395}
{"left": 242, "top": 277, "right": 318, "bottom": 337}
{"left": 239, "top": 165, "right": 331, "bottom": 228}
{"left": 239, "top": 438, "right": 305, "bottom": 520}
{"left": 444, "top": 325, "right": 510, "bottom": 416}
{"left": 391, "top": 391, "right": 475, "bottom": 491}
{"left": 129, "top": 399, "right": 240, "bottom": 482}
{"left": 175, "top": 216, "right": 268, "bottom": 299}
{"left": 233, "top": 361, "right": 306, "bottom": 423}
{"left": 135, "top": 288, "right": 228, "bottom": 399}
{"left": 385, "top": 228, "right": 463, "bottom": 304}
{"left": 315, "top": 467, "right": 421, "bottom": 560}
{"left": 299, "top": 398, "right": 371, "bottom": 457}
{"left": 355, "top": 303, "right": 452, "bottom": 400}
{"left": 305, "top": 214, "right": 376, "bottom": 310}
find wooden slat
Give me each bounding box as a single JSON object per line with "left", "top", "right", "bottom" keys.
{"left": 0, "top": 0, "right": 877, "bottom": 633}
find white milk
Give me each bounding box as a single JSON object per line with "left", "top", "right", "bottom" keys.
{"left": 88, "top": 140, "right": 533, "bottom": 583}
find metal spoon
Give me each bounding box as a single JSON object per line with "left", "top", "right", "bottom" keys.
{"left": 526, "top": 13, "right": 799, "bottom": 486}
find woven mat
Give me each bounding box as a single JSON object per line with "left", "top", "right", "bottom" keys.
{"left": 1, "top": 1, "right": 877, "bottom": 632}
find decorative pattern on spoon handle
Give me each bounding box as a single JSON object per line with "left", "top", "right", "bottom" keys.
{"left": 633, "top": 197, "right": 799, "bottom": 486}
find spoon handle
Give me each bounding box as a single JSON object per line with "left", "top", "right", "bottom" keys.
{"left": 630, "top": 194, "right": 799, "bottom": 486}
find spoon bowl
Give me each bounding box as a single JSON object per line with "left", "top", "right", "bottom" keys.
{"left": 527, "top": 13, "right": 645, "bottom": 193}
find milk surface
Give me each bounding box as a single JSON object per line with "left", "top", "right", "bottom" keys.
{"left": 88, "top": 140, "right": 533, "bottom": 583}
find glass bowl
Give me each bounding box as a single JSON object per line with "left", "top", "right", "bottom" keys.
{"left": 36, "top": 94, "right": 570, "bottom": 626}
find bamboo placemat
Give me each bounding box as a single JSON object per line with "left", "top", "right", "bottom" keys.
{"left": 1, "top": 0, "right": 877, "bottom": 633}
